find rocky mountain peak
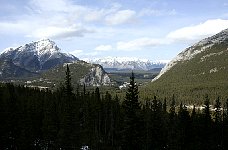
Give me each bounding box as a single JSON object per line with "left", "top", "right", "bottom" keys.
{"left": 2, "top": 39, "right": 59, "bottom": 57}
{"left": 35, "top": 39, "right": 59, "bottom": 56}
{"left": 0, "top": 39, "right": 78, "bottom": 72}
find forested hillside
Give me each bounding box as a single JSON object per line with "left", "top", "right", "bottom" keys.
{"left": 1, "top": 66, "right": 228, "bottom": 150}
{"left": 143, "top": 29, "right": 228, "bottom": 104}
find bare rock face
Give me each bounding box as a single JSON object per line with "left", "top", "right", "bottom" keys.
{"left": 80, "top": 64, "right": 111, "bottom": 86}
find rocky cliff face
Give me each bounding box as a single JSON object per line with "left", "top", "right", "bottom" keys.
{"left": 39, "top": 61, "right": 112, "bottom": 87}
{"left": 80, "top": 64, "right": 111, "bottom": 86}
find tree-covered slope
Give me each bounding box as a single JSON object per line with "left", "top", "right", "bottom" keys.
{"left": 0, "top": 59, "right": 38, "bottom": 79}
{"left": 143, "top": 29, "right": 228, "bottom": 104}
{"left": 31, "top": 61, "right": 111, "bottom": 88}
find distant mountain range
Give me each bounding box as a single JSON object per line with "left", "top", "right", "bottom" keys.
{"left": 83, "top": 57, "right": 168, "bottom": 71}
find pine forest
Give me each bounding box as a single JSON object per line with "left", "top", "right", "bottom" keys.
{"left": 1, "top": 65, "right": 228, "bottom": 150}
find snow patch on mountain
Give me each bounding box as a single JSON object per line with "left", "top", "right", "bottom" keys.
{"left": 200, "top": 50, "right": 227, "bottom": 62}
{"left": 209, "top": 67, "right": 218, "bottom": 73}
{"left": 1, "top": 39, "right": 76, "bottom": 60}
{"left": 0, "top": 39, "right": 78, "bottom": 71}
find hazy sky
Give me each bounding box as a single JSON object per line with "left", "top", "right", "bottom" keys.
{"left": 1, "top": 0, "right": 228, "bottom": 61}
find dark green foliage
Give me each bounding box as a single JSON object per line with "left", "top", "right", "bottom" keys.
{"left": 64, "top": 64, "right": 73, "bottom": 96}
{"left": 178, "top": 103, "right": 191, "bottom": 149}
{"left": 203, "top": 95, "right": 211, "bottom": 124}
{"left": 33, "top": 61, "right": 93, "bottom": 88}
{"left": 122, "top": 72, "right": 142, "bottom": 150}
{"left": 214, "top": 96, "right": 222, "bottom": 123}
{"left": 142, "top": 40, "right": 228, "bottom": 104}
{"left": 1, "top": 71, "right": 228, "bottom": 150}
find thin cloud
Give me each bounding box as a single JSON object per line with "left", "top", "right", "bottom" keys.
{"left": 70, "top": 49, "right": 83, "bottom": 56}
{"left": 27, "top": 25, "right": 94, "bottom": 39}
{"left": 69, "top": 50, "right": 99, "bottom": 57}
{"left": 105, "top": 10, "right": 136, "bottom": 25}
{"left": 28, "top": 0, "right": 72, "bottom": 12}
{"left": 116, "top": 37, "right": 168, "bottom": 51}
{"left": 95, "top": 45, "right": 112, "bottom": 51}
{"left": 115, "top": 19, "right": 228, "bottom": 51}
{"left": 167, "top": 19, "right": 228, "bottom": 42}
{"left": 0, "top": 0, "right": 138, "bottom": 40}
{"left": 139, "top": 8, "right": 177, "bottom": 17}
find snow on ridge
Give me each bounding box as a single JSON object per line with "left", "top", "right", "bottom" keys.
{"left": 2, "top": 47, "right": 17, "bottom": 54}
{"left": 82, "top": 57, "right": 169, "bottom": 70}
{"left": 83, "top": 56, "right": 169, "bottom": 64}
{"left": 34, "top": 39, "right": 60, "bottom": 56}
{"left": 64, "top": 52, "right": 76, "bottom": 59}
{"left": 1, "top": 39, "right": 61, "bottom": 58}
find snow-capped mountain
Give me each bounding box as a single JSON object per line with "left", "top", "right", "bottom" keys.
{"left": 0, "top": 39, "right": 112, "bottom": 86}
{"left": 83, "top": 57, "right": 169, "bottom": 71}
{"left": 0, "top": 39, "right": 78, "bottom": 71}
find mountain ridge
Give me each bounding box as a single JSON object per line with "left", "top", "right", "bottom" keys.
{"left": 153, "top": 28, "right": 228, "bottom": 81}
{"left": 84, "top": 57, "right": 168, "bottom": 71}
{"left": 0, "top": 39, "right": 78, "bottom": 72}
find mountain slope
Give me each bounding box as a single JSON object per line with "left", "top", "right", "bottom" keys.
{"left": 0, "top": 40, "right": 112, "bottom": 87}
{"left": 0, "top": 59, "right": 38, "bottom": 79}
{"left": 0, "top": 39, "right": 78, "bottom": 72}
{"left": 84, "top": 57, "right": 167, "bottom": 71}
{"left": 34, "top": 61, "right": 111, "bottom": 87}
{"left": 144, "top": 29, "right": 228, "bottom": 103}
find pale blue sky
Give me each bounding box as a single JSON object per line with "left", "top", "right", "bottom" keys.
{"left": 0, "top": 0, "right": 228, "bottom": 61}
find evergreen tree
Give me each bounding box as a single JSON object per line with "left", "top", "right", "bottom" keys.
{"left": 169, "top": 94, "right": 176, "bottom": 120}
{"left": 213, "top": 96, "right": 223, "bottom": 149}
{"left": 189, "top": 104, "right": 199, "bottom": 150}
{"left": 203, "top": 95, "right": 211, "bottom": 125}
{"left": 57, "top": 64, "right": 80, "bottom": 149}
{"left": 163, "top": 97, "right": 167, "bottom": 113}
{"left": 191, "top": 105, "right": 196, "bottom": 119}
{"left": 122, "top": 72, "right": 142, "bottom": 150}
{"left": 178, "top": 104, "right": 191, "bottom": 149}
{"left": 214, "top": 96, "right": 222, "bottom": 123}
{"left": 168, "top": 94, "right": 179, "bottom": 149}
{"left": 65, "top": 64, "right": 73, "bottom": 97}
{"left": 150, "top": 96, "right": 165, "bottom": 149}
{"left": 201, "top": 95, "right": 212, "bottom": 149}
{"left": 223, "top": 99, "right": 228, "bottom": 149}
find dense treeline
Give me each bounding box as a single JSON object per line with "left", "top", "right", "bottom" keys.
{"left": 1, "top": 65, "right": 228, "bottom": 150}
